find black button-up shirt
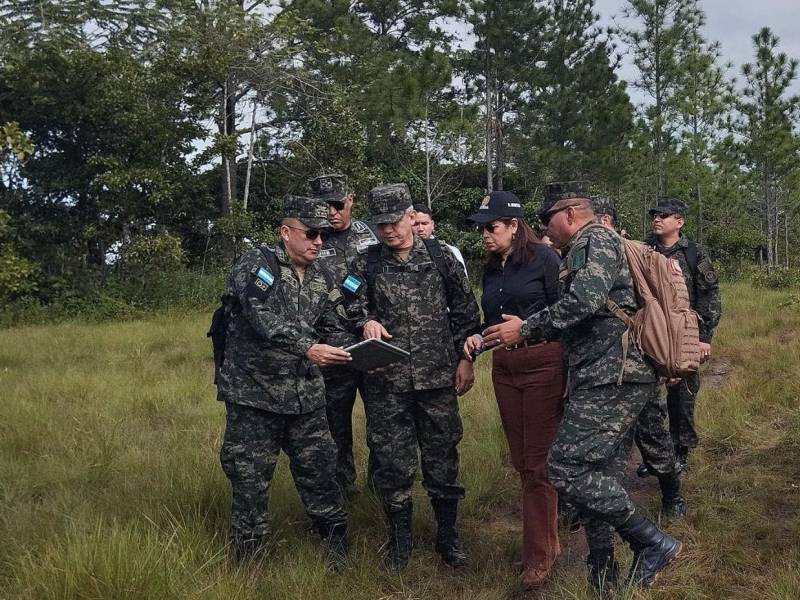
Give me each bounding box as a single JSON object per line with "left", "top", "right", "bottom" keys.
{"left": 481, "top": 245, "right": 561, "bottom": 328}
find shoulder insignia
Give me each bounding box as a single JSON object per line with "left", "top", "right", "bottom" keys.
{"left": 342, "top": 274, "right": 363, "bottom": 294}
{"left": 256, "top": 267, "right": 275, "bottom": 287}
{"left": 352, "top": 220, "right": 369, "bottom": 234}
{"left": 568, "top": 238, "right": 589, "bottom": 272}
{"left": 318, "top": 248, "right": 337, "bottom": 259}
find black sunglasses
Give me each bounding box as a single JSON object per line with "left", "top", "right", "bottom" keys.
{"left": 540, "top": 205, "right": 575, "bottom": 226}
{"left": 480, "top": 219, "right": 513, "bottom": 233}
{"left": 286, "top": 225, "right": 322, "bottom": 240}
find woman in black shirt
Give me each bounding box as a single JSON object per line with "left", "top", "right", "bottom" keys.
{"left": 464, "top": 191, "right": 565, "bottom": 589}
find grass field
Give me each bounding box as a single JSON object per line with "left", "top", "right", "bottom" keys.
{"left": 1, "top": 283, "right": 799, "bottom": 599}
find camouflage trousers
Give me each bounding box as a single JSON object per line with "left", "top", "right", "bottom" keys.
{"left": 634, "top": 387, "right": 678, "bottom": 477}
{"left": 547, "top": 382, "right": 654, "bottom": 552}
{"left": 667, "top": 373, "right": 701, "bottom": 448}
{"left": 364, "top": 386, "right": 465, "bottom": 511}
{"left": 220, "top": 402, "right": 346, "bottom": 545}
{"left": 322, "top": 366, "right": 374, "bottom": 489}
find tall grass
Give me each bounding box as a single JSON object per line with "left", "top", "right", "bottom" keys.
{"left": 1, "top": 282, "right": 799, "bottom": 599}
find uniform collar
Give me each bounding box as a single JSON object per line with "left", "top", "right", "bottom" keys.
{"left": 275, "top": 241, "right": 320, "bottom": 276}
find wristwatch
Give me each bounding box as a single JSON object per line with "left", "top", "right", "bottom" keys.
{"left": 519, "top": 318, "right": 541, "bottom": 342}
{"left": 519, "top": 318, "right": 531, "bottom": 340}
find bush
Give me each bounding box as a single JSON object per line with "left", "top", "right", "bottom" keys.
{"left": 750, "top": 267, "right": 800, "bottom": 289}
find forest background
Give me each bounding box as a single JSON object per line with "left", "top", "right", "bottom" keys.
{"left": 1, "top": 0, "right": 799, "bottom": 324}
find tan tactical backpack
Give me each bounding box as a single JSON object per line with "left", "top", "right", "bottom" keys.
{"left": 600, "top": 228, "right": 701, "bottom": 380}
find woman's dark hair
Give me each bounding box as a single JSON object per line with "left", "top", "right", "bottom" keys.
{"left": 486, "top": 218, "right": 542, "bottom": 266}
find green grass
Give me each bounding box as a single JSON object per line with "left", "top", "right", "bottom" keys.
{"left": 1, "top": 282, "right": 799, "bottom": 599}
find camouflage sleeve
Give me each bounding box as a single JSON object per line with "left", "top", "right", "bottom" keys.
{"left": 229, "top": 250, "right": 317, "bottom": 357}
{"left": 523, "top": 230, "right": 620, "bottom": 339}
{"left": 442, "top": 243, "right": 482, "bottom": 359}
{"left": 694, "top": 245, "right": 721, "bottom": 342}
{"left": 346, "top": 253, "right": 375, "bottom": 330}
{"left": 316, "top": 287, "right": 360, "bottom": 348}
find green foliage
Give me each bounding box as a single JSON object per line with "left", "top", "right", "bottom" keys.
{"left": 121, "top": 232, "right": 186, "bottom": 276}
{"left": 749, "top": 267, "right": 800, "bottom": 290}
{"left": 0, "top": 245, "right": 37, "bottom": 300}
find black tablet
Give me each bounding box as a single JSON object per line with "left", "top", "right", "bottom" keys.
{"left": 344, "top": 338, "right": 410, "bottom": 372}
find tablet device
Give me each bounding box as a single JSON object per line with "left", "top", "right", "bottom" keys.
{"left": 344, "top": 338, "right": 410, "bottom": 372}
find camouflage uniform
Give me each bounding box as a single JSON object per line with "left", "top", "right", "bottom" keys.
{"left": 520, "top": 220, "right": 657, "bottom": 554}
{"left": 351, "top": 185, "right": 481, "bottom": 513}
{"left": 352, "top": 235, "right": 481, "bottom": 510}
{"left": 646, "top": 231, "right": 721, "bottom": 450}
{"left": 217, "top": 197, "right": 355, "bottom": 550}
{"left": 318, "top": 222, "right": 380, "bottom": 490}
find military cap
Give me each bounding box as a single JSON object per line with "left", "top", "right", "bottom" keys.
{"left": 367, "top": 183, "right": 413, "bottom": 224}
{"left": 649, "top": 197, "right": 689, "bottom": 217}
{"left": 309, "top": 174, "right": 348, "bottom": 204}
{"left": 467, "top": 191, "right": 524, "bottom": 223}
{"left": 537, "top": 181, "right": 591, "bottom": 220}
{"left": 591, "top": 196, "right": 617, "bottom": 220}
{"left": 282, "top": 194, "right": 332, "bottom": 230}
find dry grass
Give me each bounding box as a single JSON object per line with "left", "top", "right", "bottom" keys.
{"left": 1, "top": 282, "right": 798, "bottom": 599}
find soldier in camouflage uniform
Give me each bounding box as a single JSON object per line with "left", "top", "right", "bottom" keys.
{"left": 350, "top": 183, "right": 481, "bottom": 570}
{"left": 309, "top": 174, "right": 380, "bottom": 497}
{"left": 644, "top": 197, "right": 721, "bottom": 473}
{"left": 591, "top": 196, "right": 687, "bottom": 520}
{"left": 217, "top": 195, "right": 356, "bottom": 568}
{"left": 483, "top": 183, "right": 682, "bottom": 592}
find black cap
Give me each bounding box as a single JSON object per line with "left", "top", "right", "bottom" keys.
{"left": 467, "top": 191, "right": 524, "bottom": 223}
{"left": 649, "top": 197, "right": 688, "bottom": 217}
{"left": 537, "top": 181, "right": 591, "bottom": 220}
{"left": 309, "top": 174, "right": 347, "bottom": 204}
{"left": 282, "top": 195, "right": 332, "bottom": 230}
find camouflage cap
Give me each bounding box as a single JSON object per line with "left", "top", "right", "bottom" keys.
{"left": 537, "top": 181, "right": 591, "bottom": 220}
{"left": 309, "top": 174, "right": 347, "bottom": 204}
{"left": 282, "top": 194, "right": 332, "bottom": 230}
{"left": 649, "top": 197, "right": 689, "bottom": 217}
{"left": 591, "top": 195, "right": 617, "bottom": 220}
{"left": 367, "top": 183, "right": 413, "bottom": 224}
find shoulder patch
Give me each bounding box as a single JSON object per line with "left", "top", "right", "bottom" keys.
{"left": 342, "top": 274, "right": 363, "bottom": 294}
{"left": 256, "top": 267, "right": 275, "bottom": 287}
{"left": 352, "top": 220, "right": 369, "bottom": 233}
{"left": 568, "top": 237, "right": 590, "bottom": 272}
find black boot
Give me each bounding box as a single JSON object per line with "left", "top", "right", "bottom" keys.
{"left": 431, "top": 498, "right": 467, "bottom": 567}
{"left": 384, "top": 504, "right": 413, "bottom": 571}
{"left": 675, "top": 446, "right": 690, "bottom": 473}
{"left": 616, "top": 512, "right": 682, "bottom": 587}
{"left": 317, "top": 521, "right": 349, "bottom": 572}
{"left": 659, "top": 474, "right": 688, "bottom": 519}
{"left": 636, "top": 462, "right": 654, "bottom": 478}
{"left": 586, "top": 548, "right": 620, "bottom": 596}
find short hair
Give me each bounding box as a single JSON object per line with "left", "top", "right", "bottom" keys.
{"left": 413, "top": 203, "right": 432, "bottom": 216}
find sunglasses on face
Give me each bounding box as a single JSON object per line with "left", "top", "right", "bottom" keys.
{"left": 328, "top": 202, "right": 345, "bottom": 212}
{"left": 286, "top": 225, "right": 322, "bottom": 240}
{"left": 652, "top": 213, "right": 678, "bottom": 221}
{"left": 480, "top": 219, "right": 512, "bottom": 233}
{"left": 541, "top": 203, "right": 581, "bottom": 226}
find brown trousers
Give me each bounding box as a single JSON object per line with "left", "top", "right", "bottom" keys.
{"left": 492, "top": 341, "right": 565, "bottom": 572}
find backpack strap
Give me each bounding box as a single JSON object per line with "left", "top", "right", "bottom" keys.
{"left": 606, "top": 299, "right": 633, "bottom": 385}
{"left": 422, "top": 237, "right": 455, "bottom": 307}
{"left": 682, "top": 240, "right": 699, "bottom": 276}
{"left": 259, "top": 246, "right": 281, "bottom": 280}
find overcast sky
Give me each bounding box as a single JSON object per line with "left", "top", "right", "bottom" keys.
{"left": 595, "top": 0, "right": 800, "bottom": 99}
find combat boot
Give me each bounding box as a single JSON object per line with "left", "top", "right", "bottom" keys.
{"left": 431, "top": 498, "right": 467, "bottom": 567}
{"left": 317, "top": 521, "right": 350, "bottom": 572}
{"left": 659, "top": 474, "right": 688, "bottom": 519}
{"left": 384, "top": 503, "right": 413, "bottom": 571}
{"left": 586, "top": 548, "right": 619, "bottom": 596}
{"left": 616, "top": 512, "right": 682, "bottom": 587}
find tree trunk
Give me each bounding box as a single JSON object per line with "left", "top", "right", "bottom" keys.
{"left": 484, "top": 56, "right": 494, "bottom": 192}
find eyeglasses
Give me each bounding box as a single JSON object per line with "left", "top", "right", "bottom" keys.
{"left": 285, "top": 225, "right": 322, "bottom": 240}
{"left": 652, "top": 213, "right": 678, "bottom": 221}
{"left": 327, "top": 202, "right": 345, "bottom": 212}
{"left": 480, "top": 219, "right": 513, "bottom": 233}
